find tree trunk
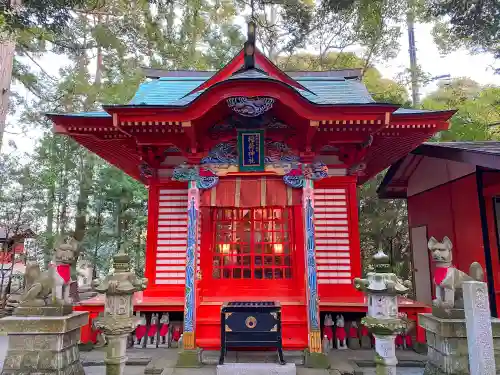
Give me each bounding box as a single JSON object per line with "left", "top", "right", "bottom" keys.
{"left": 44, "top": 179, "right": 56, "bottom": 268}
{"left": 71, "top": 15, "right": 103, "bottom": 284}
{"left": 135, "top": 229, "right": 142, "bottom": 276}
{"left": 114, "top": 199, "right": 122, "bottom": 253}
{"left": 73, "top": 17, "right": 103, "bottom": 243}
{"left": 58, "top": 165, "right": 69, "bottom": 235}
{"left": 92, "top": 195, "right": 103, "bottom": 279}
{"left": 0, "top": 40, "right": 15, "bottom": 152}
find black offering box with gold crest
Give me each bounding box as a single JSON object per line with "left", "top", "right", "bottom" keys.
{"left": 219, "top": 301, "right": 285, "bottom": 365}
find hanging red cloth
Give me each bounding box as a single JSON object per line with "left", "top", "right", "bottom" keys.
{"left": 200, "top": 177, "right": 301, "bottom": 207}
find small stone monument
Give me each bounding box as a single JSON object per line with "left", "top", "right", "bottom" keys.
{"left": 77, "top": 259, "right": 98, "bottom": 301}
{"left": 93, "top": 250, "right": 147, "bottom": 375}
{"left": 463, "top": 280, "right": 496, "bottom": 375}
{"left": 0, "top": 237, "right": 88, "bottom": 375}
{"left": 419, "top": 237, "right": 500, "bottom": 375}
{"left": 353, "top": 249, "right": 409, "bottom": 375}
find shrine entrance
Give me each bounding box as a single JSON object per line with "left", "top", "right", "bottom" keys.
{"left": 200, "top": 206, "right": 304, "bottom": 298}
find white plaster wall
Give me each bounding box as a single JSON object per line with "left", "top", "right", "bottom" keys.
{"left": 407, "top": 157, "right": 476, "bottom": 197}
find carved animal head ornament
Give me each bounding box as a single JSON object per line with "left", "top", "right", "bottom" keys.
{"left": 428, "top": 236, "right": 453, "bottom": 264}
{"left": 54, "top": 237, "right": 80, "bottom": 265}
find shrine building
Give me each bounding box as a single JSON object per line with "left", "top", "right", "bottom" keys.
{"left": 49, "top": 23, "right": 454, "bottom": 352}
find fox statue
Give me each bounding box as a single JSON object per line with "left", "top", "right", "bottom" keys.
{"left": 428, "top": 236, "right": 484, "bottom": 318}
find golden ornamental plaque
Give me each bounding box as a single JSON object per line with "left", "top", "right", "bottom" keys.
{"left": 245, "top": 316, "right": 257, "bottom": 329}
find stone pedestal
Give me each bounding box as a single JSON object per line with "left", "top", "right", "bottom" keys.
{"left": 373, "top": 334, "right": 397, "bottom": 375}
{"left": 0, "top": 311, "right": 88, "bottom": 375}
{"left": 419, "top": 313, "right": 500, "bottom": 374}
{"left": 104, "top": 333, "right": 129, "bottom": 375}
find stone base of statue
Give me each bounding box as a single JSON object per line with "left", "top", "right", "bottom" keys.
{"left": 94, "top": 315, "right": 140, "bottom": 375}
{"left": 431, "top": 306, "right": 466, "bottom": 319}
{"left": 419, "top": 313, "right": 500, "bottom": 374}
{"left": 0, "top": 310, "right": 88, "bottom": 375}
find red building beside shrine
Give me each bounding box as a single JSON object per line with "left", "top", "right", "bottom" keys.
{"left": 49, "top": 24, "right": 454, "bottom": 352}
{"left": 379, "top": 142, "right": 500, "bottom": 318}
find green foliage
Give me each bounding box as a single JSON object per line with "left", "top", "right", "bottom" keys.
{"left": 358, "top": 174, "right": 411, "bottom": 283}
{"left": 421, "top": 78, "right": 500, "bottom": 141}
{"left": 426, "top": 0, "right": 500, "bottom": 72}
{"left": 277, "top": 51, "right": 410, "bottom": 105}
{"left": 1, "top": 0, "right": 87, "bottom": 36}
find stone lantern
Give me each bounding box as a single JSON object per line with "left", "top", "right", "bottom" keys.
{"left": 353, "top": 250, "right": 409, "bottom": 375}
{"left": 93, "top": 251, "right": 147, "bottom": 375}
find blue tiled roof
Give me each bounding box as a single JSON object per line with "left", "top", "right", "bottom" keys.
{"left": 393, "top": 108, "right": 435, "bottom": 114}
{"left": 51, "top": 111, "right": 111, "bottom": 117}
{"left": 129, "top": 77, "right": 210, "bottom": 105}
{"left": 127, "top": 72, "right": 375, "bottom": 107}
{"left": 52, "top": 72, "right": 441, "bottom": 118}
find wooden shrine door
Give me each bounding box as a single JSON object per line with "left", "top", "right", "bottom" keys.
{"left": 199, "top": 206, "right": 304, "bottom": 298}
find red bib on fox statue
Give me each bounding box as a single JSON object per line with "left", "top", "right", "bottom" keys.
{"left": 136, "top": 325, "right": 147, "bottom": 340}
{"left": 349, "top": 326, "right": 358, "bottom": 338}
{"left": 323, "top": 326, "right": 333, "bottom": 340}
{"left": 159, "top": 323, "right": 169, "bottom": 337}
{"left": 56, "top": 264, "right": 71, "bottom": 283}
{"left": 335, "top": 327, "right": 346, "bottom": 341}
{"left": 434, "top": 266, "right": 449, "bottom": 285}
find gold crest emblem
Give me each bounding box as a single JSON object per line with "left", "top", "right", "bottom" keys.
{"left": 245, "top": 316, "right": 257, "bottom": 329}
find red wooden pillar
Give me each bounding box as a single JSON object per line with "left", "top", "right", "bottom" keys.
{"left": 145, "top": 184, "right": 159, "bottom": 289}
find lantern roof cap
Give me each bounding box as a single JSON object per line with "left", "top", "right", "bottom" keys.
{"left": 372, "top": 249, "right": 391, "bottom": 273}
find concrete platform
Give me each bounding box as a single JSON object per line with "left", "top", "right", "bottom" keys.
{"left": 216, "top": 363, "right": 296, "bottom": 375}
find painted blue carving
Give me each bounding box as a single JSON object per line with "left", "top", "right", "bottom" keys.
{"left": 197, "top": 176, "right": 219, "bottom": 189}
{"left": 183, "top": 191, "right": 198, "bottom": 333}
{"left": 283, "top": 174, "right": 304, "bottom": 189}
{"left": 283, "top": 162, "right": 328, "bottom": 189}
{"left": 227, "top": 97, "right": 274, "bottom": 117}
{"left": 265, "top": 141, "right": 300, "bottom": 164}
{"left": 172, "top": 163, "right": 198, "bottom": 181}
{"left": 304, "top": 195, "right": 319, "bottom": 330}
{"left": 200, "top": 142, "right": 237, "bottom": 165}
{"left": 201, "top": 140, "right": 302, "bottom": 168}
{"left": 172, "top": 163, "right": 219, "bottom": 190}
{"left": 304, "top": 161, "right": 328, "bottom": 180}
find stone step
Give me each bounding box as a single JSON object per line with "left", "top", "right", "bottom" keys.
{"left": 217, "top": 363, "right": 296, "bottom": 375}
{"left": 201, "top": 350, "right": 304, "bottom": 365}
